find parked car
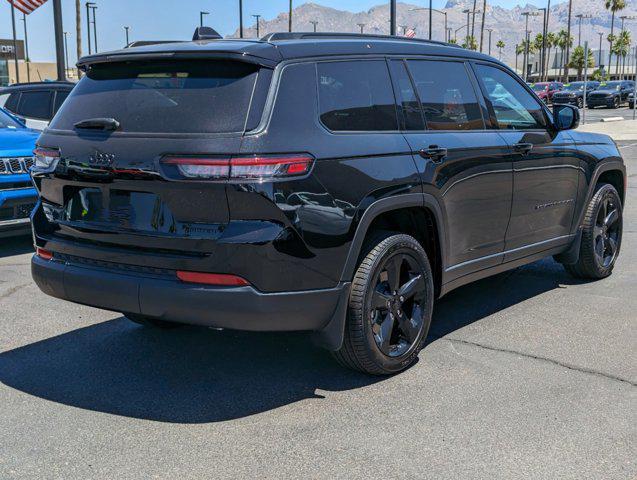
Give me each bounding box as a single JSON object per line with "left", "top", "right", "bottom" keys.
{"left": 30, "top": 33, "right": 626, "bottom": 375}
{"left": 0, "top": 81, "right": 75, "bottom": 131}
{"left": 529, "top": 81, "right": 563, "bottom": 103}
{"left": 587, "top": 80, "right": 635, "bottom": 108}
{"left": 0, "top": 107, "right": 39, "bottom": 237}
{"left": 552, "top": 81, "right": 600, "bottom": 108}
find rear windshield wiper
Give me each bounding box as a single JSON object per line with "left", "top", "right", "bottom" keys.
{"left": 74, "top": 118, "right": 120, "bottom": 131}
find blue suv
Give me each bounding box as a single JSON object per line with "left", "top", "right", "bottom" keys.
{"left": 0, "top": 108, "right": 39, "bottom": 237}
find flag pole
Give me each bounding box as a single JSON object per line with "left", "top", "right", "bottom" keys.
{"left": 10, "top": 2, "right": 20, "bottom": 83}
{"left": 53, "top": 0, "right": 66, "bottom": 80}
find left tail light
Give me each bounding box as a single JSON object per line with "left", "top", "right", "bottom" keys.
{"left": 36, "top": 248, "right": 53, "bottom": 260}
{"left": 161, "top": 154, "right": 313, "bottom": 181}
{"left": 33, "top": 147, "right": 60, "bottom": 174}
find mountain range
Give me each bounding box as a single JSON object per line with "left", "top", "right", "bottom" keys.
{"left": 230, "top": 1, "right": 637, "bottom": 65}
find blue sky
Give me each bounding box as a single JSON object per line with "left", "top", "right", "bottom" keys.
{"left": 0, "top": 0, "right": 565, "bottom": 63}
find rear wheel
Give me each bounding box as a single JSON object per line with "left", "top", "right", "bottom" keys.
{"left": 612, "top": 97, "right": 619, "bottom": 109}
{"left": 562, "top": 183, "right": 623, "bottom": 279}
{"left": 577, "top": 97, "right": 584, "bottom": 108}
{"left": 332, "top": 233, "right": 434, "bottom": 375}
{"left": 125, "top": 313, "right": 182, "bottom": 329}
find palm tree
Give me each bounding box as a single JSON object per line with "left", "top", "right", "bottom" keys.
{"left": 569, "top": 45, "right": 595, "bottom": 80}
{"left": 496, "top": 39, "right": 505, "bottom": 61}
{"left": 613, "top": 29, "right": 631, "bottom": 79}
{"left": 556, "top": 29, "right": 573, "bottom": 80}
{"left": 544, "top": 32, "right": 557, "bottom": 81}
{"left": 462, "top": 35, "right": 478, "bottom": 51}
{"left": 605, "top": 0, "right": 627, "bottom": 70}
{"left": 75, "top": 0, "right": 82, "bottom": 78}
{"left": 515, "top": 43, "right": 525, "bottom": 74}
{"left": 563, "top": 0, "right": 574, "bottom": 82}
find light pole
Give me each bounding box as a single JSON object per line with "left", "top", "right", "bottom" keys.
{"left": 544, "top": 0, "right": 551, "bottom": 81}
{"left": 200, "top": 11, "right": 209, "bottom": 27}
{"left": 409, "top": 7, "right": 447, "bottom": 42}
{"left": 124, "top": 26, "right": 130, "bottom": 46}
{"left": 564, "top": 0, "right": 573, "bottom": 82}
{"left": 239, "top": 0, "right": 243, "bottom": 38}
{"left": 575, "top": 14, "right": 591, "bottom": 46}
{"left": 289, "top": 0, "right": 293, "bottom": 32}
{"left": 53, "top": 0, "right": 65, "bottom": 81}
{"left": 90, "top": 4, "right": 98, "bottom": 53}
{"left": 538, "top": 8, "right": 546, "bottom": 81}
{"left": 479, "top": 0, "right": 486, "bottom": 52}
{"left": 446, "top": 27, "right": 452, "bottom": 43}
{"left": 521, "top": 11, "right": 539, "bottom": 81}
{"left": 252, "top": 14, "right": 261, "bottom": 38}
{"left": 399, "top": 25, "right": 408, "bottom": 35}
{"left": 390, "top": 0, "right": 396, "bottom": 36}
{"left": 358, "top": 23, "right": 366, "bottom": 34}
{"left": 597, "top": 32, "right": 604, "bottom": 69}
{"left": 63, "top": 32, "right": 69, "bottom": 78}
{"left": 10, "top": 2, "right": 19, "bottom": 83}
{"left": 486, "top": 28, "right": 493, "bottom": 55}
{"left": 454, "top": 25, "right": 467, "bottom": 43}
{"left": 20, "top": 13, "right": 30, "bottom": 82}
{"left": 85, "top": 2, "right": 94, "bottom": 55}
{"left": 310, "top": 20, "right": 318, "bottom": 33}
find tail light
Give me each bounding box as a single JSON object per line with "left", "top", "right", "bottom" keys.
{"left": 161, "top": 154, "right": 313, "bottom": 181}
{"left": 36, "top": 248, "right": 53, "bottom": 260}
{"left": 176, "top": 271, "right": 250, "bottom": 286}
{"left": 33, "top": 147, "right": 60, "bottom": 173}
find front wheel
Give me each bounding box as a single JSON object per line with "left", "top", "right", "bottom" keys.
{"left": 332, "top": 233, "right": 434, "bottom": 375}
{"left": 562, "top": 183, "right": 623, "bottom": 279}
{"left": 577, "top": 97, "right": 584, "bottom": 108}
{"left": 611, "top": 97, "right": 619, "bottom": 109}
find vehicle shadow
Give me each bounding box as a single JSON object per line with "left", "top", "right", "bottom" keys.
{"left": 0, "top": 235, "right": 33, "bottom": 259}
{"left": 0, "top": 258, "right": 586, "bottom": 424}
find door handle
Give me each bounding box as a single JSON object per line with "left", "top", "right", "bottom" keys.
{"left": 419, "top": 146, "right": 448, "bottom": 163}
{"left": 513, "top": 142, "right": 534, "bottom": 154}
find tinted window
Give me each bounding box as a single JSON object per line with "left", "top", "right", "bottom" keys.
{"left": 50, "top": 60, "right": 260, "bottom": 134}
{"left": 475, "top": 64, "right": 547, "bottom": 130}
{"left": 389, "top": 60, "right": 425, "bottom": 131}
{"left": 4, "top": 92, "right": 20, "bottom": 112}
{"left": 317, "top": 60, "right": 397, "bottom": 131}
{"left": 0, "top": 108, "right": 22, "bottom": 129}
{"left": 53, "top": 90, "right": 70, "bottom": 113}
{"left": 17, "top": 90, "right": 53, "bottom": 119}
{"left": 406, "top": 60, "right": 483, "bottom": 131}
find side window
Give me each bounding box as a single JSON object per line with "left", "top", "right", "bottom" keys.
{"left": 474, "top": 64, "right": 548, "bottom": 130}
{"left": 4, "top": 92, "right": 20, "bottom": 113}
{"left": 317, "top": 60, "right": 397, "bottom": 131}
{"left": 406, "top": 60, "right": 483, "bottom": 131}
{"left": 389, "top": 60, "right": 425, "bottom": 131}
{"left": 17, "top": 90, "right": 53, "bottom": 120}
{"left": 53, "top": 90, "right": 70, "bottom": 114}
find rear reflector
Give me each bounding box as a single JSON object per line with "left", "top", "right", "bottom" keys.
{"left": 161, "top": 154, "right": 313, "bottom": 181}
{"left": 176, "top": 271, "right": 250, "bottom": 286}
{"left": 36, "top": 248, "right": 53, "bottom": 260}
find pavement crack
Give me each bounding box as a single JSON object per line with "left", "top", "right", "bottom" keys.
{"left": 445, "top": 337, "right": 636, "bottom": 387}
{"left": 0, "top": 283, "right": 30, "bottom": 300}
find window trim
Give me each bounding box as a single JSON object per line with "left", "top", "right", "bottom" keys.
{"left": 397, "top": 57, "right": 489, "bottom": 133}
{"left": 470, "top": 60, "right": 553, "bottom": 132}
{"left": 16, "top": 89, "right": 54, "bottom": 121}
{"left": 314, "top": 57, "right": 402, "bottom": 135}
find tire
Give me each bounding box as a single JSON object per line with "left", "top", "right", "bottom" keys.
{"left": 611, "top": 97, "right": 619, "bottom": 109}
{"left": 332, "top": 232, "right": 434, "bottom": 375}
{"left": 125, "top": 313, "right": 182, "bottom": 329}
{"left": 577, "top": 97, "right": 584, "bottom": 109}
{"left": 562, "top": 183, "right": 623, "bottom": 279}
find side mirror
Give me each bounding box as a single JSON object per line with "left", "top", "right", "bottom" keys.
{"left": 553, "top": 104, "right": 580, "bottom": 131}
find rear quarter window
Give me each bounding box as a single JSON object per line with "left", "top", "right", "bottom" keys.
{"left": 17, "top": 90, "right": 53, "bottom": 120}
{"left": 50, "top": 60, "right": 262, "bottom": 134}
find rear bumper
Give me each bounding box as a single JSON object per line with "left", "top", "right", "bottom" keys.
{"left": 32, "top": 254, "right": 349, "bottom": 333}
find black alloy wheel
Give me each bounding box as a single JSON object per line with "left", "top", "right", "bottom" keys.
{"left": 333, "top": 233, "right": 434, "bottom": 375}
{"left": 562, "top": 183, "right": 623, "bottom": 279}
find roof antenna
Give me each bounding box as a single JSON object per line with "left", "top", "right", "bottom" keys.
{"left": 193, "top": 26, "right": 222, "bottom": 41}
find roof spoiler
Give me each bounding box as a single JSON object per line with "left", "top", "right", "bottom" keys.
{"left": 193, "top": 27, "right": 223, "bottom": 41}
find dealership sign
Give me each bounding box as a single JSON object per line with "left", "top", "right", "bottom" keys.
{"left": 0, "top": 40, "right": 25, "bottom": 60}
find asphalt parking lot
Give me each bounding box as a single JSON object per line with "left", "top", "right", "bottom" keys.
{"left": 583, "top": 105, "right": 636, "bottom": 123}
{"left": 1, "top": 143, "right": 635, "bottom": 480}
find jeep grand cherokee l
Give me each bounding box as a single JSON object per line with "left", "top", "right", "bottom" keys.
{"left": 30, "top": 33, "right": 626, "bottom": 375}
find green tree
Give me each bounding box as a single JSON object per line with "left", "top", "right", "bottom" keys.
{"left": 605, "top": 0, "right": 627, "bottom": 69}
{"left": 448, "top": 38, "right": 458, "bottom": 45}
{"left": 544, "top": 32, "right": 557, "bottom": 81}
{"left": 613, "top": 29, "right": 631, "bottom": 78}
{"left": 569, "top": 45, "right": 595, "bottom": 80}
{"left": 462, "top": 35, "right": 478, "bottom": 50}
{"left": 590, "top": 68, "right": 609, "bottom": 82}
{"left": 496, "top": 39, "right": 505, "bottom": 61}
{"left": 556, "top": 29, "right": 573, "bottom": 79}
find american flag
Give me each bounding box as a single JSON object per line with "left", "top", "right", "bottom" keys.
{"left": 404, "top": 28, "right": 416, "bottom": 38}
{"left": 6, "top": 0, "right": 49, "bottom": 15}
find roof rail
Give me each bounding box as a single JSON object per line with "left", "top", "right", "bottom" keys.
{"left": 260, "top": 32, "right": 458, "bottom": 48}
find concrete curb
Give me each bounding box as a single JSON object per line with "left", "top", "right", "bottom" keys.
{"left": 576, "top": 119, "right": 637, "bottom": 141}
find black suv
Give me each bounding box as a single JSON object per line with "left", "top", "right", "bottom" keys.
{"left": 30, "top": 33, "right": 626, "bottom": 375}
{"left": 587, "top": 80, "right": 634, "bottom": 109}
{"left": 0, "top": 81, "right": 75, "bottom": 131}
{"left": 552, "top": 81, "right": 600, "bottom": 108}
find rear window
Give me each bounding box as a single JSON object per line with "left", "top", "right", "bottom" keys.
{"left": 50, "top": 60, "right": 260, "bottom": 134}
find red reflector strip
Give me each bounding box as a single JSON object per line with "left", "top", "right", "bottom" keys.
{"left": 36, "top": 248, "right": 53, "bottom": 260}
{"left": 176, "top": 271, "right": 250, "bottom": 286}
{"left": 33, "top": 147, "right": 60, "bottom": 158}
{"left": 230, "top": 156, "right": 311, "bottom": 166}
